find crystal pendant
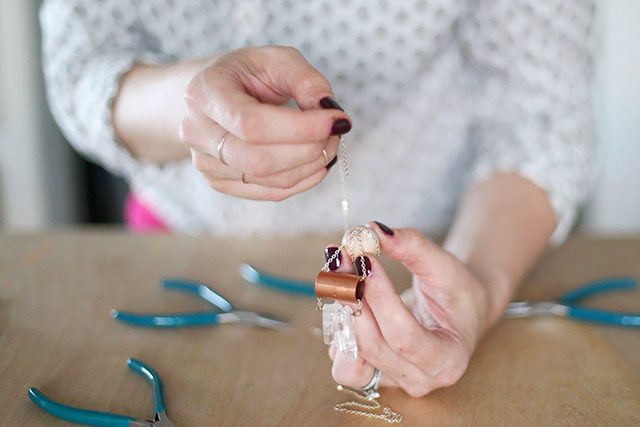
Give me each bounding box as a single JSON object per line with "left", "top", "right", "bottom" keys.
{"left": 322, "top": 301, "right": 358, "bottom": 360}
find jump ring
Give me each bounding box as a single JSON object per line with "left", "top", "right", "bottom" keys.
{"left": 216, "top": 131, "right": 230, "bottom": 166}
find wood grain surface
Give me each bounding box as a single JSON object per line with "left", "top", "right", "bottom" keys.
{"left": 0, "top": 230, "right": 639, "bottom": 426}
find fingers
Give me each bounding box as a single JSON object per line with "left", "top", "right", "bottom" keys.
{"left": 324, "top": 226, "right": 474, "bottom": 397}
{"left": 363, "top": 255, "right": 447, "bottom": 369}
{"left": 369, "top": 222, "right": 464, "bottom": 331}
{"left": 206, "top": 87, "right": 348, "bottom": 144}
{"left": 186, "top": 48, "right": 351, "bottom": 145}
{"left": 331, "top": 347, "right": 375, "bottom": 389}
{"left": 249, "top": 150, "right": 333, "bottom": 189}
{"left": 323, "top": 244, "right": 356, "bottom": 275}
{"left": 189, "top": 144, "right": 332, "bottom": 198}
{"left": 343, "top": 300, "right": 434, "bottom": 396}
{"left": 267, "top": 47, "right": 337, "bottom": 111}
{"left": 324, "top": 246, "right": 434, "bottom": 395}
{"left": 369, "top": 222, "right": 450, "bottom": 277}
{"left": 204, "top": 167, "right": 328, "bottom": 201}
{"left": 190, "top": 149, "right": 238, "bottom": 181}
{"left": 329, "top": 344, "right": 399, "bottom": 388}
{"left": 181, "top": 110, "right": 339, "bottom": 177}
{"left": 181, "top": 46, "right": 351, "bottom": 200}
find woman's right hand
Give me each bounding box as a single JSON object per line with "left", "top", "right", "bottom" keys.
{"left": 180, "top": 46, "right": 351, "bottom": 201}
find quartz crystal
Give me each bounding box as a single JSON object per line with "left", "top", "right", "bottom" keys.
{"left": 322, "top": 301, "right": 358, "bottom": 360}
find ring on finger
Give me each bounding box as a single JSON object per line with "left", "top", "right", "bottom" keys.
{"left": 217, "top": 131, "right": 230, "bottom": 166}
{"left": 360, "top": 368, "right": 382, "bottom": 400}
{"left": 337, "top": 368, "right": 382, "bottom": 400}
{"left": 322, "top": 149, "right": 329, "bottom": 165}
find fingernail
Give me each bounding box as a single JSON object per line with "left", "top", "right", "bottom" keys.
{"left": 324, "top": 246, "right": 342, "bottom": 271}
{"left": 374, "top": 221, "right": 395, "bottom": 236}
{"left": 326, "top": 156, "right": 338, "bottom": 171}
{"left": 320, "top": 96, "right": 344, "bottom": 111}
{"left": 331, "top": 119, "right": 351, "bottom": 135}
{"left": 354, "top": 256, "right": 372, "bottom": 277}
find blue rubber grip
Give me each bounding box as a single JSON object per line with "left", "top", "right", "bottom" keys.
{"left": 567, "top": 306, "right": 640, "bottom": 327}
{"left": 559, "top": 277, "right": 637, "bottom": 305}
{"left": 112, "top": 310, "right": 220, "bottom": 327}
{"left": 127, "top": 359, "right": 166, "bottom": 414}
{"left": 239, "top": 264, "right": 315, "bottom": 297}
{"left": 28, "top": 388, "right": 134, "bottom": 427}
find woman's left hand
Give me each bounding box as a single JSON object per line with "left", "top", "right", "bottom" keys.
{"left": 328, "top": 222, "right": 497, "bottom": 397}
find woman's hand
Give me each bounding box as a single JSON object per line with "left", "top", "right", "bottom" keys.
{"left": 179, "top": 46, "right": 351, "bottom": 201}
{"left": 327, "top": 222, "right": 498, "bottom": 397}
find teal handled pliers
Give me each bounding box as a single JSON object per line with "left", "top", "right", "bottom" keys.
{"left": 505, "top": 277, "right": 640, "bottom": 327}
{"left": 28, "top": 358, "right": 175, "bottom": 426}
{"left": 239, "top": 263, "right": 316, "bottom": 296}
{"left": 240, "top": 265, "right": 640, "bottom": 328}
{"left": 111, "top": 278, "right": 289, "bottom": 330}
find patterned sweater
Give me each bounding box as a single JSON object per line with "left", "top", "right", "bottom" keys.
{"left": 40, "top": 0, "right": 595, "bottom": 241}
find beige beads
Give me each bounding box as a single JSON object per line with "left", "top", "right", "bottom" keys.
{"left": 341, "top": 225, "right": 381, "bottom": 261}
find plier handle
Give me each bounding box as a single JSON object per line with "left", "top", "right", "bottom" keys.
{"left": 239, "top": 265, "right": 640, "bottom": 328}
{"left": 28, "top": 359, "right": 175, "bottom": 426}
{"left": 111, "top": 278, "right": 289, "bottom": 330}
{"left": 239, "top": 263, "right": 316, "bottom": 296}
{"left": 505, "top": 277, "right": 640, "bottom": 327}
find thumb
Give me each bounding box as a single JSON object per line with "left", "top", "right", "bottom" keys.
{"left": 276, "top": 49, "right": 335, "bottom": 110}
{"left": 266, "top": 48, "right": 351, "bottom": 120}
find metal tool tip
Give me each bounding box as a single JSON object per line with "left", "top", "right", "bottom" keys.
{"left": 238, "top": 263, "right": 259, "bottom": 283}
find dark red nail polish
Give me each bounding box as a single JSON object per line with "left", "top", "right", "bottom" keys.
{"left": 331, "top": 119, "right": 351, "bottom": 135}
{"left": 324, "top": 246, "right": 342, "bottom": 271}
{"left": 326, "top": 156, "right": 338, "bottom": 171}
{"left": 374, "top": 221, "right": 395, "bottom": 236}
{"left": 354, "top": 256, "right": 371, "bottom": 277}
{"left": 320, "top": 96, "right": 344, "bottom": 111}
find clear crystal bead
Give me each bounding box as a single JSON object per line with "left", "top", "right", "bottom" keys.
{"left": 322, "top": 301, "right": 358, "bottom": 360}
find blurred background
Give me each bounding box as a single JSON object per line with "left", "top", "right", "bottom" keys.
{"left": 0, "top": 0, "right": 638, "bottom": 234}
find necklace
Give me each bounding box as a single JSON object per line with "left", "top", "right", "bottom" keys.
{"left": 315, "top": 135, "right": 403, "bottom": 423}
{"left": 335, "top": 385, "right": 403, "bottom": 424}
{"left": 316, "top": 135, "right": 379, "bottom": 359}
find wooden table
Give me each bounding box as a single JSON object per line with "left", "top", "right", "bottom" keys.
{"left": 1, "top": 230, "right": 639, "bottom": 426}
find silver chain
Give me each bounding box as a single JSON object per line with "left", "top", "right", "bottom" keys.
{"left": 339, "top": 135, "right": 350, "bottom": 233}
{"left": 321, "top": 245, "right": 344, "bottom": 273}
{"left": 334, "top": 386, "right": 403, "bottom": 423}
{"left": 322, "top": 135, "right": 402, "bottom": 422}
{"left": 317, "top": 137, "right": 375, "bottom": 309}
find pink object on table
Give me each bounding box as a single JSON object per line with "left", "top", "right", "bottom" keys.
{"left": 124, "top": 194, "right": 170, "bottom": 233}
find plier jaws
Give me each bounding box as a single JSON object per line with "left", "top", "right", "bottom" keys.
{"left": 505, "top": 301, "right": 569, "bottom": 317}
{"left": 505, "top": 277, "right": 640, "bottom": 327}
{"left": 112, "top": 278, "right": 289, "bottom": 330}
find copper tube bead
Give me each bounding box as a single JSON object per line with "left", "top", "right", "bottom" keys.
{"left": 315, "top": 271, "right": 363, "bottom": 303}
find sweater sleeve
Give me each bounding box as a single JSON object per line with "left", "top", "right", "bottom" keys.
{"left": 459, "top": 0, "right": 596, "bottom": 243}
{"left": 40, "top": 0, "right": 166, "bottom": 179}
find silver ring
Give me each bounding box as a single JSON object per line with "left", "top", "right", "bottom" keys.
{"left": 322, "top": 149, "right": 329, "bottom": 165}
{"left": 216, "top": 131, "right": 230, "bottom": 166}
{"left": 359, "top": 368, "right": 382, "bottom": 400}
